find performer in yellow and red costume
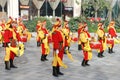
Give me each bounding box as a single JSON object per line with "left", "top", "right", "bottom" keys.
{"left": 107, "top": 21, "right": 117, "bottom": 53}
{"left": 96, "top": 23, "right": 106, "bottom": 57}
{"left": 79, "top": 23, "right": 92, "bottom": 67}
{"left": 36, "top": 20, "right": 41, "bottom": 47}
{"left": 40, "top": 20, "right": 50, "bottom": 61}
{"left": 62, "top": 20, "right": 71, "bottom": 53}
{"left": 52, "top": 18, "right": 66, "bottom": 77}
{"left": 3, "top": 18, "right": 18, "bottom": 70}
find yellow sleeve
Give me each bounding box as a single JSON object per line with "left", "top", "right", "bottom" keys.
{"left": 79, "top": 32, "right": 87, "bottom": 43}
{"left": 96, "top": 29, "right": 104, "bottom": 38}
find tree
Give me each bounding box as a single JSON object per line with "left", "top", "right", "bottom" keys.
{"left": 88, "top": 0, "right": 107, "bottom": 19}
{"left": 81, "top": 0, "right": 108, "bottom": 19}
{"left": 105, "top": 0, "right": 113, "bottom": 22}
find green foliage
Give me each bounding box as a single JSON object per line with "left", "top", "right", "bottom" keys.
{"left": 68, "top": 18, "right": 79, "bottom": 32}
{"left": 23, "top": 17, "right": 52, "bottom": 32}
{"left": 23, "top": 16, "right": 120, "bottom": 33}
{"left": 68, "top": 16, "right": 87, "bottom": 32}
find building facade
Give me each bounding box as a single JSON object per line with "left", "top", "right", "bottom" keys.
{"left": 0, "top": 0, "right": 81, "bottom": 20}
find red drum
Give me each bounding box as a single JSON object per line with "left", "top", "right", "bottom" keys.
{"left": 107, "top": 38, "right": 114, "bottom": 44}
{"left": 21, "top": 35, "right": 27, "bottom": 42}
{"left": 72, "top": 37, "right": 78, "bottom": 42}
{"left": 90, "top": 42, "right": 101, "bottom": 49}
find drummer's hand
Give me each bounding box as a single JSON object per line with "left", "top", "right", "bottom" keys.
{"left": 116, "top": 36, "right": 119, "bottom": 39}
{"left": 56, "top": 49, "right": 59, "bottom": 54}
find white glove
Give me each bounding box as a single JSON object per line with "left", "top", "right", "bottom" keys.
{"left": 56, "top": 49, "right": 59, "bottom": 54}
{"left": 19, "top": 42, "right": 23, "bottom": 44}
{"left": 113, "top": 37, "right": 116, "bottom": 39}
{"left": 116, "top": 36, "right": 119, "bottom": 39}
{"left": 8, "top": 43, "right": 11, "bottom": 46}
{"left": 88, "top": 38, "right": 91, "bottom": 41}
{"left": 46, "top": 34, "right": 48, "bottom": 36}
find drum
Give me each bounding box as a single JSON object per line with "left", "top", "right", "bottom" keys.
{"left": 21, "top": 35, "right": 27, "bottom": 42}
{"left": 90, "top": 42, "right": 101, "bottom": 49}
{"left": 107, "top": 38, "right": 114, "bottom": 44}
{"left": 72, "top": 37, "right": 78, "bottom": 42}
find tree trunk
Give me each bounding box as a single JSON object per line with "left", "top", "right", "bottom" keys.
{"left": 2, "top": 7, "right": 4, "bottom": 12}
{"left": 53, "top": 10, "right": 55, "bottom": 17}
{"left": 38, "top": 9, "right": 40, "bottom": 17}
{"left": 95, "top": 11, "right": 97, "bottom": 19}
{"left": 108, "top": 10, "right": 112, "bottom": 22}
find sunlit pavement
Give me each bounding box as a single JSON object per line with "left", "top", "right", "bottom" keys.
{"left": 0, "top": 33, "right": 120, "bottom": 80}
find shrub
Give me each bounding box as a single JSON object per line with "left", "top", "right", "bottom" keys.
{"left": 23, "top": 17, "right": 52, "bottom": 32}
{"left": 24, "top": 16, "right": 120, "bottom": 33}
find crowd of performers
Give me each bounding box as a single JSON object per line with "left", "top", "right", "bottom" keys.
{"left": 36, "top": 18, "right": 119, "bottom": 77}
{"left": 0, "top": 17, "right": 32, "bottom": 70}
{"left": 0, "top": 17, "right": 119, "bottom": 77}
{"left": 78, "top": 21, "right": 119, "bottom": 67}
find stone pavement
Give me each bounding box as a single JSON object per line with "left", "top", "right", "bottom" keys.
{"left": 0, "top": 33, "right": 120, "bottom": 80}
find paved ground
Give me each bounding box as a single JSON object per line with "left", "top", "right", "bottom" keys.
{"left": 0, "top": 33, "right": 120, "bottom": 80}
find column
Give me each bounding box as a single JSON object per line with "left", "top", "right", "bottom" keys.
{"left": 7, "top": 0, "right": 19, "bottom": 19}
{"left": 73, "top": 0, "right": 81, "bottom": 17}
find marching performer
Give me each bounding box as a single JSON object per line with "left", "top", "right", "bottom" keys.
{"left": 62, "top": 20, "right": 71, "bottom": 54}
{"left": 41, "top": 20, "right": 50, "bottom": 61}
{"left": 37, "top": 22, "right": 50, "bottom": 61}
{"left": 52, "top": 18, "right": 66, "bottom": 77}
{"left": 3, "top": 18, "right": 18, "bottom": 70}
{"left": 107, "top": 21, "right": 117, "bottom": 53}
{"left": 96, "top": 23, "right": 106, "bottom": 57}
{"left": 79, "top": 23, "right": 92, "bottom": 67}
{"left": 36, "top": 20, "right": 41, "bottom": 47}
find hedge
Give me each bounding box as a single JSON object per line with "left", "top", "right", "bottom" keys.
{"left": 24, "top": 16, "right": 120, "bottom": 32}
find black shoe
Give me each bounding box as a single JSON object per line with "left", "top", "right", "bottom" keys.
{"left": 78, "top": 44, "right": 82, "bottom": 50}
{"left": 97, "top": 53, "right": 102, "bottom": 58}
{"left": 81, "top": 59, "right": 86, "bottom": 67}
{"left": 10, "top": 59, "right": 17, "bottom": 68}
{"left": 41, "top": 55, "right": 45, "bottom": 61}
{"left": 41, "top": 58, "right": 45, "bottom": 61}
{"left": 111, "top": 48, "right": 115, "bottom": 53}
{"left": 44, "top": 55, "right": 48, "bottom": 61}
{"left": 85, "top": 60, "right": 90, "bottom": 66}
{"left": 58, "top": 72, "right": 64, "bottom": 75}
{"left": 53, "top": 66, "right": 58, "bottom": 77}
{"left": 5, "top": 61, "right": 11, "bottom": 70}
{"left": 57, "top": 66, "right": 64, "bottom": 75}
{"left": 10, "top": 65, "right": 18, "bottom": 68}
{"left": 108, "top": 48, "right": 112, "bottom": 53}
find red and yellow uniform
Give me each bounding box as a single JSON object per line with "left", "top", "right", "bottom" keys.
{"left": 62, "top": 21, "right": 71, "bottom": 53}
{"left": 52, "top": 19, "right": 66, "bottom": 77}
{"left": 79, "top": 25, "right": 92, "bottom": 67}
{"left": 96, "top": 23, "right": 106, "bottom": 57}
{"left": 38, "top": 20, "right": 50, "bottom": 61}
{"left": 3, "top": 20, "right": 18, "bottom": 70}
{"left": 107, "top": 21, "right": 117, "bottom": 53}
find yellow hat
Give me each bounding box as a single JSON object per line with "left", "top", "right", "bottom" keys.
{"left": 98, "top": 23, "right": 102, "bottom": 27}
{"left": 110, "top": 21, "right": 115, "bottom": 24}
